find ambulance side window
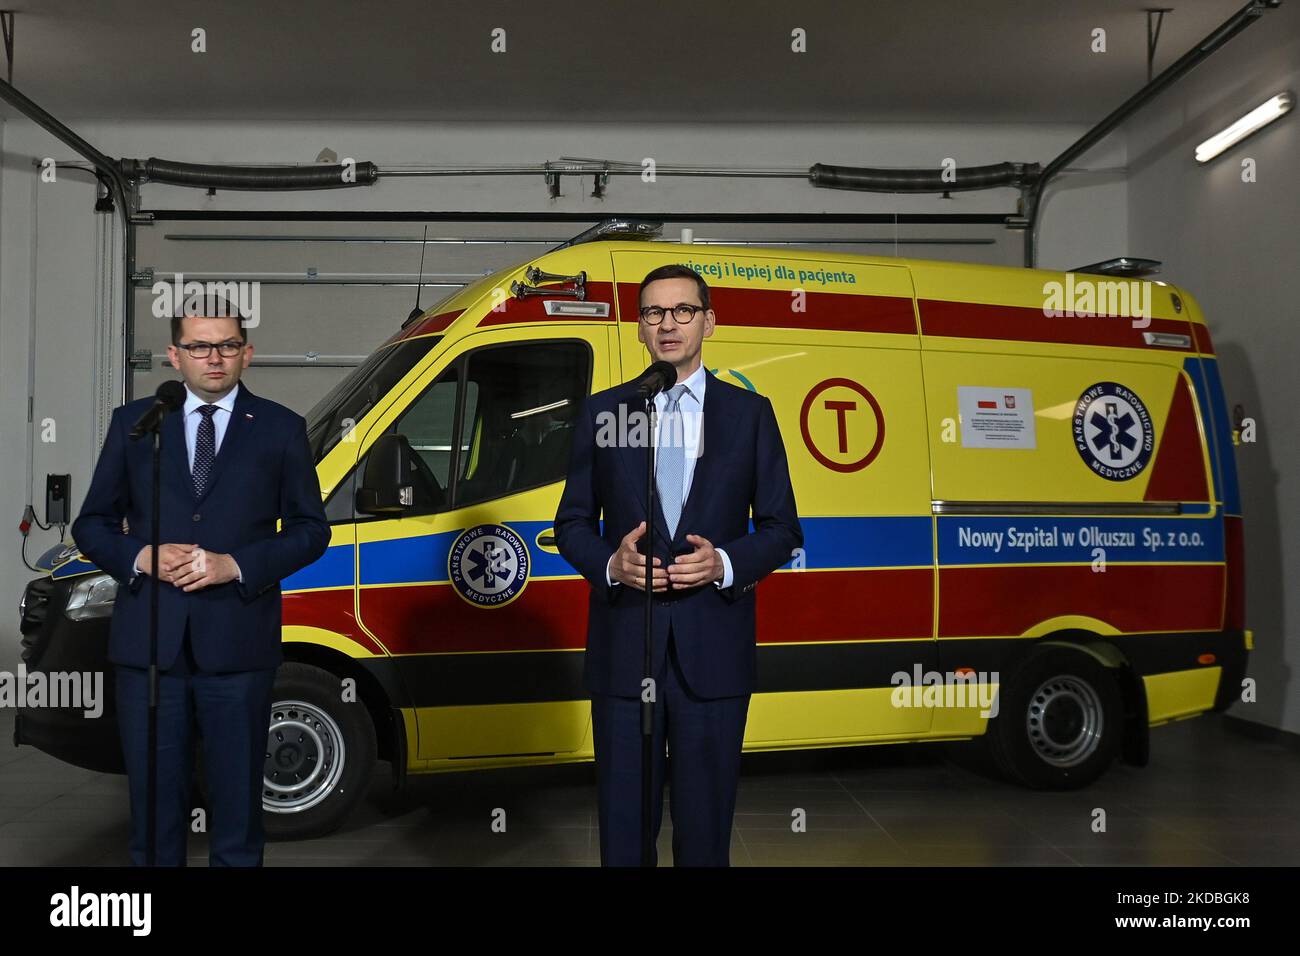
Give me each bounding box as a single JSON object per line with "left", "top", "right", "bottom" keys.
{"left": 452, "top": 340, "right": 590, "bottom": 508}
{"left": 323, "top": 466, "right": 356, "bottom": 522}
{"left": 386, "top": 368, "right": 465, "bottom": 504}
{"left": 362, "top": 339, "right": 590, "bottom": 515}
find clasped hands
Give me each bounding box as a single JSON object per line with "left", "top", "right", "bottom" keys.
{"left": 135, "top": 543, "right": 240, "bottom": 592}
{"left": 609, "top": 521, "right": 722, "bottom": 592}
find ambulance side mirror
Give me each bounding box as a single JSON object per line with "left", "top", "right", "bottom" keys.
{"left": 356, "top": 432, "right": 418, "bottom": 515}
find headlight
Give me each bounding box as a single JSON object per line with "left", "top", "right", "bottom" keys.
{"left": 65, "top": 573, "right": 119, "bottom": 621}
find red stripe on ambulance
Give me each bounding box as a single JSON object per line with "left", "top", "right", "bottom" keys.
{"left": 392, "top": 309, "right": 463, "bottom": 341}
{"left": 283, "top": 588, "right": 388, "bottom": 655}
{"left": 1193, "top": 323, "right": 1215, "bottom": 355}
{"left": 1144, "top": 375, "right": 1211, "bottom": 502}
{"left": 359, "top": 578, "right": 592, "bottom": 654}
{"left": 755, "top": 568, "right": 933, "bottom": 643}
{"left": 616, "top": 283, "right": 918, "bottom": 335}
{"left": 919, "top": 299, "right": 1196, "bottom": 351}
{"left": 938, "top": 564, "right": 1224, "bottom": 636}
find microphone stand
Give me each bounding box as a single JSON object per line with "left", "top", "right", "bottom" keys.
{"left": 127, "top": 383, "right": 182, "bottom": 866}
{"left": 146, "top": 423, "right": 163, "bottom": 867}
{"left": 640, "top": 392, "right": 658, "bottom": 868}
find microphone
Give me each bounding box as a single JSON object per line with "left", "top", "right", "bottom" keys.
{"left": 129, "top": 380, "right": 187, "bottom": 440}
{"left": 635, "top": 361, "right": 678, "bottom": 398}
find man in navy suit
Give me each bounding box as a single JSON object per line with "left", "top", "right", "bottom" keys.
{"left": 555, "top": 264, "right": 802, "bottom": 866}
{"left": 71, "top": 296, "right": 330, "bottom": 866}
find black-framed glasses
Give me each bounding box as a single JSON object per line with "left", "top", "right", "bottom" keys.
{"left": 639, "top": 304, "right": 705, "bottom": 325}
{"left": 176, "top": 340, "right": 245, "bottom": 359}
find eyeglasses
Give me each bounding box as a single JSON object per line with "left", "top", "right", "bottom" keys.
{"left": 639, "top": 304, "right": 705, "bottom": 325}
{"left": 175, "top": 340, "right": 245, "bottom": 359}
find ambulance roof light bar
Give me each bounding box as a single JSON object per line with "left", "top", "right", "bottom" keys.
{"left": 1069, "top": 257, "right": 1163, "bottom": 278}
{"left": 550, "top": 218, "right": 663, "bottom": 252}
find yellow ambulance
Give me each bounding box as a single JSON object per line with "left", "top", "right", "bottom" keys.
{"left": 18, "top": 221, "right": 1248, "bottom": 838}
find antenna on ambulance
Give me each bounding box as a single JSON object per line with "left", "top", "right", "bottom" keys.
{"left": 406, "top": 225, "right": 430, "bottom": 324}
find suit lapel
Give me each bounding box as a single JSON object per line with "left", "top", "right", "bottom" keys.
{"left": 162, "top": 403, "right": 191, "bottom": 497}
{"left": 616, "top": 386, "right": 675, "bottom": 549}
{"left": 193, "top": 384, "right": 257, "bottom": 506}
{"left": 673, "top": 369, "right": 734, "bottom": 544}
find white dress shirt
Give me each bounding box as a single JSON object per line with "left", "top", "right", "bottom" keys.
{"left": 132, "top": 382, "right": 243, "bottom": 582}
{"left": 180, "top": 381, "right": 240, "bottom": 472}
{"left": 605, "top": 363, "right": 734, "bottom": 589}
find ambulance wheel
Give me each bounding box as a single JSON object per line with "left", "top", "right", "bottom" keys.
{"left": 987, "top": 647, "right": 1122, "bottom": 790}
{"left": 261, "top": 663, "right": 377, "bottom": 840}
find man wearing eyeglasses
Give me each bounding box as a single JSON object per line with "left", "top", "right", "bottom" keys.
{"left": 72, "top": 294, "right": 330, "bottom": 866}
{"left": 556, "top": 264, "right": 802, "bottom": 865}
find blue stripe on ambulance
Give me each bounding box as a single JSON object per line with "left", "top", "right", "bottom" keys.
{"left": 284, "top": 542, "right": 355, "bottom": 591}
{"left": 936, "top": 514, "right": 1224, "bottom": 565}
{"left": 1183, "top": 356, "right": 1241, "bottom": 515}
{"left": 348, "top": 516, "right": 935, "bottom": 588}
{"left": 290, "top": 508, "right": 1226, "bottom": 593}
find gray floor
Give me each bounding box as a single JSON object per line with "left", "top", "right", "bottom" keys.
{"left": 1, "top": 694, "right": 1296, "bottom": 866}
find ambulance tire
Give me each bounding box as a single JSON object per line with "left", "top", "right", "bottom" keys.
{"left": 194, "top": 663, "right": 377, "bottom": 840}
{"left": 987, "top": 647, "right": 1123, "bottom": 790}
{"left": 261, "top": 663, "right": 377, "bottom": 840}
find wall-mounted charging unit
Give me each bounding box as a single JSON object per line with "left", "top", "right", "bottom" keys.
{"left": 46, "top": 474, "right": 70, "bottom": 526}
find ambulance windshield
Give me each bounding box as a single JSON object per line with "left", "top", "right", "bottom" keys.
{"left": 305, "top": 336, "right": 441, "bottom": 461}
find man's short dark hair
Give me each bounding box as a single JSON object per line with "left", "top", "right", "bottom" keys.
{"left": 638, "top": 264, "right": 710, "bottom": 311}
{"left": 170, "top": 292, "right": 249, "bottom": 346}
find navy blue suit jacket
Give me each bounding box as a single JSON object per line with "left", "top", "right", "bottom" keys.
{"left": 555, "top": 369, "right": 802, "bottom": 698}
{"left": 71, "top": 383, "right": 331, "bottom": 673}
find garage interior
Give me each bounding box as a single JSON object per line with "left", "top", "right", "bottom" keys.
{"left": 0, "top": 0, "right": 1297, "bottom": 866}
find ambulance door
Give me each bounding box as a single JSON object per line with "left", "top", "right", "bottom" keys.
{"left": 611, "top": 249, "right": 937, "bottom": 742}
{"left": 354, "top": 326, "right": 614, "bottom": 760}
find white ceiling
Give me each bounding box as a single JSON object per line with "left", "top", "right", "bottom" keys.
{"left": 1, "top": 0, "right": 1255, "bottom": 123}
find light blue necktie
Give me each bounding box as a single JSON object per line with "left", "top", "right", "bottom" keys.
{"left": 656, "top": 384, "right": 688, "bottom": 538}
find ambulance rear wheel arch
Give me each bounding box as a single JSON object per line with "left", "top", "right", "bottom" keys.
{"left": 986, "top": 643, "right": 1125, "bottom": 790}
{"left": 1036, "top": 635, "right": 1149, "bottom": 768}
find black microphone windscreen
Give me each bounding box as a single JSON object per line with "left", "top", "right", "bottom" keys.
{"left": 157, "top": 380, "right": 187, "bottom": 409}
{"left": 652, "top": 361, "right": 677, "bottom": 389}
{"left": 635, "top": 360, "right": 680, "bottom": 398}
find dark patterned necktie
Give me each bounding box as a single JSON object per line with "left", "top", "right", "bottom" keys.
{"left": 192, "top": 405, "right": 219, "bottom": 496}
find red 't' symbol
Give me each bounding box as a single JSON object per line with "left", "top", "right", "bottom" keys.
{"left": 799, "top": 378, "right": 885, "bottom": 473}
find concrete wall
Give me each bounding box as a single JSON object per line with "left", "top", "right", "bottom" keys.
{"left": 1125, "top": 2, "right": 1300, "bottom": 735}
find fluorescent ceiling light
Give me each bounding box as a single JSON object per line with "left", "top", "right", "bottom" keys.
{"left": 1196, "top": 92, "right": 1293, "bottom": 163}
